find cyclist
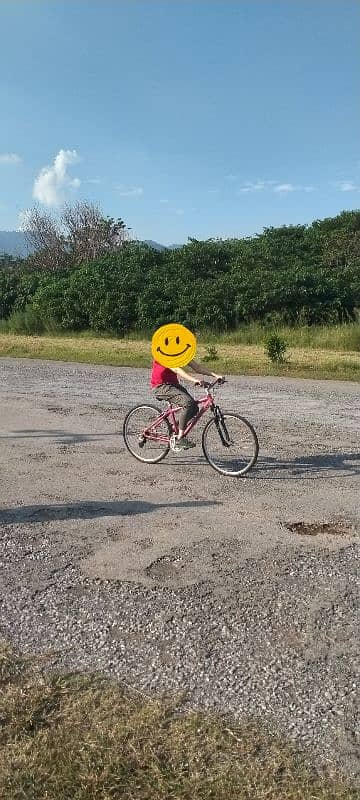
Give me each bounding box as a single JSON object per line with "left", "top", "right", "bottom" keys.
{"left": 151, "top": 357, "right": 224, "bottom": 451}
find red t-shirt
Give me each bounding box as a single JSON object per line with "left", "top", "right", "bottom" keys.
{"left": 150, "top": 360, "right": 179, "bottom": 388}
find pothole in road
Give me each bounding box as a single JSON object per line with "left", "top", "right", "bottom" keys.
{"left": 285, "top": 521, "right": 353, "bottom": 537}
{"left": 146, "top": 555, "right": 187, "bottom": 582}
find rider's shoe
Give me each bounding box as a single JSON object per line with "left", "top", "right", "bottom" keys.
{"left": 170, "top": 434, "right": 196, "bottom": 452}
{"left": 138, "top": 435, "right": 146, "bottom": 448}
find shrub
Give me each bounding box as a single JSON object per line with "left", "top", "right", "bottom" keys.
{"left": 203, "top": 344, "right": 218, "bottom": 361}
{"left": 6, "top": 306, "right": 45, "bottom": 334}
{"left": 32, "top": 276, "right": 89, "bottom": 331}
{"left": 0, "top": 269, "right": 19, "bottom": 319}
{"left": 265, "top": 333, "right": 288, "bottom": 363}
{"left": 12, "top": 271, "right": 43, "bottom": 313}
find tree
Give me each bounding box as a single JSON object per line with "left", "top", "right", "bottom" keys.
{"left": 61, "top": 201, "right": 129, "bottom": 265}
{"left": 22, "top": 206, "right": 66, "bottom": 272}
{"left": 0, "top": 269, "right": 19, "bottom": 318}
{"left": 5, "top": 207, "right": 359, "bottom": 330}
{"left": 22, "top": 201, "right": 131, "bottom": 272}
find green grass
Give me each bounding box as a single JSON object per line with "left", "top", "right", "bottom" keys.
{"left": 0, "top": 331, "right": 359, "bottom": 382}
{"left": 0, "top": 642, "right": 357, "bottom": 800}
{"left": 0, "top": 316, "right": 359, "bottom": 352}
{"left": 201, "top": 322, "right": 360, "bottom": 352}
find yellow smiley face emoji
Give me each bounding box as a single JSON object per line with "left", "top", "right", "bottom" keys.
{"left": 152, "top": 323, "right": 197, "bottom": 368}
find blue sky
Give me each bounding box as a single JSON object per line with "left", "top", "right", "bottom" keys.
{"left": 0, "top": 0, "right": 359, "bottom": 244}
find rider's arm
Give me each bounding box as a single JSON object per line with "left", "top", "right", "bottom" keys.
{"left": 174, "top": 366, "right": 199, "bottom": 384}
{"left": 187, "top": 359, "right": 224, "bottom": 380}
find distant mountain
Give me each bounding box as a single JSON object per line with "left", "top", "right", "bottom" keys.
{"left": 139, "top": 240, "right": 182, "bottom": 250}
{"left": 0, "top": 231, "right": 181, "bottom": 257}
{"left": 0, "top": 231, "right": 32, "bottom": 257}
{"left": 143, "top": 239, "right": 167, "bottom": 251}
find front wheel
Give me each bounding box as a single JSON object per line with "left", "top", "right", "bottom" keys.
{"left": 202, "top": 411, "right": 259, "bottom": 476}
{"left": 123, "top": 404, "right": 171, "bottom": 464}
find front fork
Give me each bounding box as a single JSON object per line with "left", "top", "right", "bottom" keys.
{"left": 213, "top": 405, "right": 231, "bottom": 447}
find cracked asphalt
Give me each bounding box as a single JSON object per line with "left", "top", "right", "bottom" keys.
{"left": 0, "top": 358, "right": 359, "bottom": 778}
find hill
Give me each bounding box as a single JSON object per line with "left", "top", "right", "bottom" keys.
{"left": 0, "top": 231, "right": 32, "bottom": 257}
{"left": 0, "top": 231, "right": 176, "bottom": 257}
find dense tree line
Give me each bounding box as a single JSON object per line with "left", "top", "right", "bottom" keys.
{"left": 1, "top": 209, "right": 359, "bottom": 333}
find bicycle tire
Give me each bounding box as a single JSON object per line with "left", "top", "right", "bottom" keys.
{"left": 123, "top": 404, "right": 171, "bottom": 464}
{"left": 202, "top": 411, "right": 259, "bottom": 476}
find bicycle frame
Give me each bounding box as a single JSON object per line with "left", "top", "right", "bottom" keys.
{"left": 144, "top": 382, "right": 219, "bottom": 444}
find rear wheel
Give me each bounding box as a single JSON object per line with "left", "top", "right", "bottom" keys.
{"left": 202, "top": 411, "right": 259, "bottom": 476}
{"left": 123, "top": 404, "right": 171, "bottom": 463}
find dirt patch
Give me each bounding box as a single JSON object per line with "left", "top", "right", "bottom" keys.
{"left": 286, "top": 521, "right": 354, "bottom": 537}
{"left": 27, "top": 452, "right": 49, "bottom": 462}
{"left": 47, "top": 406, "right": 71, "bottom": 415}
{"left": 134, "top": 538, "right": 154, "bottom": 550}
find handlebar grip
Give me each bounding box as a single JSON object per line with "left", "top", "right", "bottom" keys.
{"left": 195, "top": 378, "right": 225, "bottom": 388}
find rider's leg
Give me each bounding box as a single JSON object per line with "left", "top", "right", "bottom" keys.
{"left": 177, "top": 397, "right": 198, "bottom": 439}
{"left": 154, "top": 384, "right": 198, "bottom": 440}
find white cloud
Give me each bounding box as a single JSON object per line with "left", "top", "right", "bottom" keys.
{"left": 33, "top": 149, "right": 80, "bottom": 206}
{"left": 337, "top": 181, "right": 359, "bottom": 192}
{"left": 159, "top": 198, "right": 169, "bottom": 204}
{"left": 117, "top": 186, "right": 144, "bottom": 197}
{"left": 239, "top": 180, "right": 267, "bottom": 193}
{"left": 238, "top": 180, "right": 314, "bottom": 195}
{"left": 239, "top": 180, "right": 278, "bottom": 193}
{"left": 0, "top": 153, "right": 22, "bottom": 165}
{"left": 274, "top": 183, "right": 316, "bottom": 193}
{"left": 273, "top": 183, "right": 295, "bottom": 193}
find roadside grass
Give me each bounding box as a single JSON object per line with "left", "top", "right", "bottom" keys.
{"left": 0, "top": 643, "right": 357, "bottom": 800}
{"left": 0, "top": 332, "right": 359, "bottom": 381}
{"left": 202, "top": 322, "right": 360, "bottom": 352}
{"left": 1, "top": 318, "right": 360, "bottom": 352}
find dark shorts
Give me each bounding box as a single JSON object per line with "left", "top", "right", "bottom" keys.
{"left": 153, "top": 382, "right": 198, "bottom": 427}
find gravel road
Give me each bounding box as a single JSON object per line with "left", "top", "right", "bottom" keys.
{"left": 0, "top": 358, "right": 359, "bottom": 778}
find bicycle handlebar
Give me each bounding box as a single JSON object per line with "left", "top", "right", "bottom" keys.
{"left": 195, "top": 377, "right": 226, "bottom": 390}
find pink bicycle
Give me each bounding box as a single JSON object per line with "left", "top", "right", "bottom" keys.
{"left": 123, "top": 379, "right": 259, "bottom": 477}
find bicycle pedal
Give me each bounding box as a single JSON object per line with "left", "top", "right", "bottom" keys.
{"left": 138, "top": 436, "right": 146, "bottom": 448}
